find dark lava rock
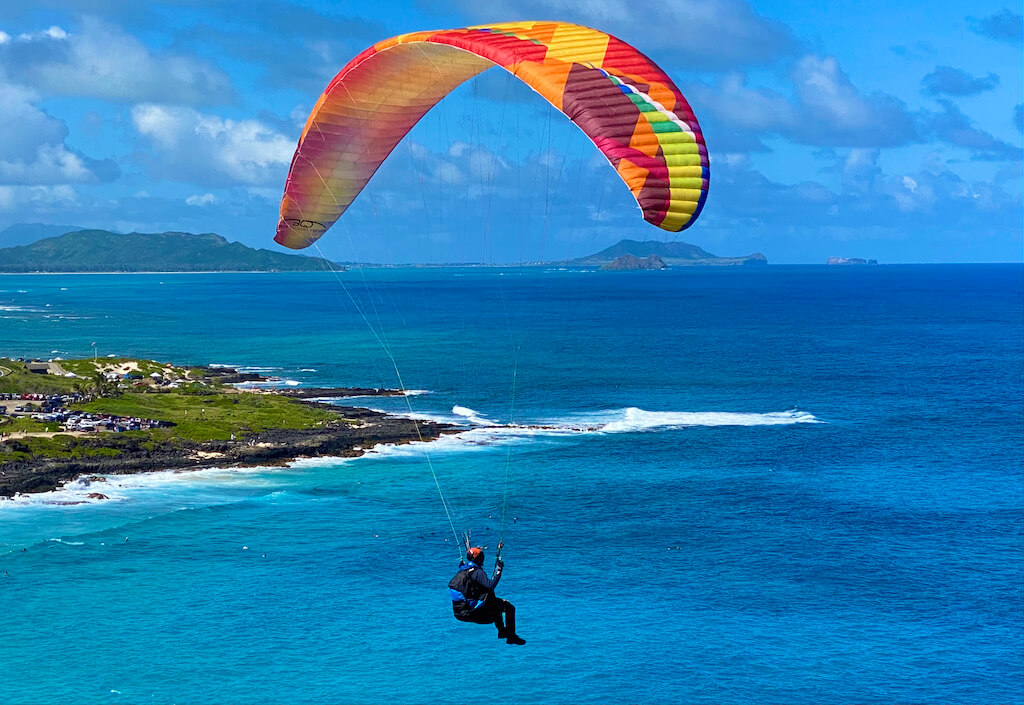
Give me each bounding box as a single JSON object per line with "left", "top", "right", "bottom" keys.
{"left": 0, "top": 404, "right": 462, "bottom": 498}
{"left": 276, "top": 387, "right": 406, "bottom": 398}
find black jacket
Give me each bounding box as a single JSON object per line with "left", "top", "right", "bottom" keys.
{"left": 449, "top": 561, "right": 502, "bottom": 618}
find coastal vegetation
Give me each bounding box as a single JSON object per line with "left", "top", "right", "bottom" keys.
{"left": 0, "top": 355, "right": 456, "bottom": 497}
{"left": 0, "top": 230, "right": 339, "bottom": 272}
{"left": 3, "top": 392, "right": 341, "bottom": 464}
{"left": 0, "top": 359, "right": 82, "bottom": 395}
{"left": 1, "top": 357, "right": 340, "bottom": 455}
{"left": 81, "top": 391, "right": 340, "bottom": 442}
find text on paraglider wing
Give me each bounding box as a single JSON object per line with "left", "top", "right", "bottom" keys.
{"left": 284, "top": 219, "right": 327, "bottom": 231}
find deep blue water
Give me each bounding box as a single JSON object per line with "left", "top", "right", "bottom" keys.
{"left": 0, "top": 265, "right": 1021, "bottom": 704}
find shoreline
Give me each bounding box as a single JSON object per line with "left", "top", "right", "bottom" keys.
{"left": 1, "top": 358, "right": 463, "bottom": 499}
{"left": 0, "top": 403, "right": 462, "bottom": 499}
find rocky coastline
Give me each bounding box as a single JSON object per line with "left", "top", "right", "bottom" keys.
{"left": 274, "top": 387, "right": 408, "bottom": 399}
{"left": 1, "top": 404, "right": 460, "bottom": 498}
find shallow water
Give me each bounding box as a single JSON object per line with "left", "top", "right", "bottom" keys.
{"left": 1, "top": 265, "right": 1021, "bottom": 703}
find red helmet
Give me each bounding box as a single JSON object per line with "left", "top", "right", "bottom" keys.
{"left": 466, "top": 546, "right": 484, "bottom": 564}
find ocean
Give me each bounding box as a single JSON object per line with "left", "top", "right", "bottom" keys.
{"left": 0, "top": 265, "right": 1021, "bottom": 704}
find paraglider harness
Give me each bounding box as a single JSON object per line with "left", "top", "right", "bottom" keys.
{"left": 449, "top": 539, "right": 503, "bottom": 620}
{"left": 449, "top": 563, "right": 489, "bottom": 620}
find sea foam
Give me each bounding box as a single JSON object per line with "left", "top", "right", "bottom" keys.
{"left": 452, "top": 405, "right": 497, "bottom": 425}
{"left": 2, "top": 406, "right": 819, "bottom": 506}
{"left": 591, "top": 407, "right": 820, "bottom": 433}
{"left": 359, "top": 406, "right": 820, "bottom": 459}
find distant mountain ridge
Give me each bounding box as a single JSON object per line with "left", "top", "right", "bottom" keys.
{"left": 0, "top": 223, "right": 84, "bottom": 249}
{"left": 0, "top": 230, "right": 338, "bottom": 273}
{"left": 575, "top": 239, "right": 767, "bottom": 266}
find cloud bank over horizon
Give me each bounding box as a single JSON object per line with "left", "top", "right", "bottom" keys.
{"left": 0, "top": 1, "right": 1020, "bottom": 263}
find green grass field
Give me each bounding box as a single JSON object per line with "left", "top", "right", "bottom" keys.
{"left": 0, "top": 435, "right": 123, "bottom": 462}
{"left": 0, "top": 357, "right": 200, "bottom": 395}
{"left": 58, "top": 357, "right": 193, "bottom": 378}
{"left": 0, "top": 416, "right": 59, "bottom": 434}
{"left": 79, "top": 392, "right": 342, "bottom": 442}
{"left": 0, "top": 359, "right": 81, "bottom": 394}
{"left": 1, "top": 357, "right": 351, "bottom": 462}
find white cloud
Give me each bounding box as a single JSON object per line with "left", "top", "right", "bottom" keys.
{"left": 839, "top": 148, "right": 882, "bottom": 194}
{"left": 0, "top": 18, "right": 232, "bottom": 105}
{"left": 690, "top": 55, "right": 918, "bottom": 149}
{"left": 0, "top": 81, "right": 118, "bottom": 184}
{"left": 132, "top": 104, "right": 294, "bottom": 186}
{"left": 924, "top": 99, "right": 1023, "bottom": 161}
{"left": 185, "top": 193, "right": 217, "bottom": 207}
{"left": 0, "top": 83, "right": 66, "bottom": 160}
{"left": 12, "top": 26, "right": 68, "bottom": 42}
{"left": 420, "top": 0, "right": 796, "bottom": 68}
{"left": 0, "top": 143, "right": 93, "bottom": 183}
{"left": 687, "top": 73, "right": 796, "bottom": 132}
{"left": 0, "top": 185, "right": 78, "bottom": 212}
{"left": 789, "top": 56, "right": 917, "bottom": 146}
{"left": 793, "top": 56, "right": 875, "bottom": 131}
{"left": 244, "top": 186, "right": 282, "bottom": 201}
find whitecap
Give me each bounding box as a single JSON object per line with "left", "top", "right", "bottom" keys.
{"left": 232, "top": 378, "right": 297, "bottom": 389}
{"left": 354, "top": 404, "right": 462, "bottom": 425}
{"left": 452, "top": 405, "right": 497, "bottom": 425}
{"left": 590, "top": 407, "right": 821, "bottom": 433}
{"left": 357, "top": 407, "right": 821, "bottom": 459}
{"left": 360, "top": 424, "right": 571, "bottom": 460}
{"left": 0, "top": 464, "right": 289, "bottom": 511}
{"left": 0, "top": 407, "right": 821, "bottom": 508}
{"left": 288, "top": 455, "right": 359, "bottom": 469}
{"left": 3, "top": 484, "right": 124, "bottom": 508}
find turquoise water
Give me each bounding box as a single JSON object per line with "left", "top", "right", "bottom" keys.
{"left": 1, "top": 266, "right": 1021, "bottom": 703}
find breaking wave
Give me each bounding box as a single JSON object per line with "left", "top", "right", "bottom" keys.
{"left": 588, "top": 407, "right": 820, "bottom": 433}
{"left": 362, "top": 406, "right": 821, "bottom": 459}
{"left": 1, "top": 406, "right": 820, "bottom": 507}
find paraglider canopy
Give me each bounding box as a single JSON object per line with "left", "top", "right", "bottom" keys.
{"left": 276, "top": 21, "right": 709, "bottom": 250}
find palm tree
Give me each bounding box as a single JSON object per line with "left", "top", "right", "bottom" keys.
{"left": 89, "top": 372, "right": 120, "bottom": 399}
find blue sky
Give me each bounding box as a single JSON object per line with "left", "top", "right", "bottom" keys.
{"left": 0, "top": 0, "right": 1020, "bottom": 263}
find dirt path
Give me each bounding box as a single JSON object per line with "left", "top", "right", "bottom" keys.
{"left": 2, "top": 430, "right": 89, "bottom": 440}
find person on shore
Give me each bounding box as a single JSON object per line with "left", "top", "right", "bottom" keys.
{"left": 449, "top": 543, "right": 524, "bottom": 645}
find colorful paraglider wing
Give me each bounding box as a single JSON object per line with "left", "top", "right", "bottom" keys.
{"left": 276, "top": 21, "right": 708, "bottom": 249}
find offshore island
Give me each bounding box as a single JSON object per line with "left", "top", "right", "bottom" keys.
{"left": 0, "top": 356, "right": 459, "bottom": 499}
{"left": 0, "top": 226, "right": 767, "bottom": 271}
